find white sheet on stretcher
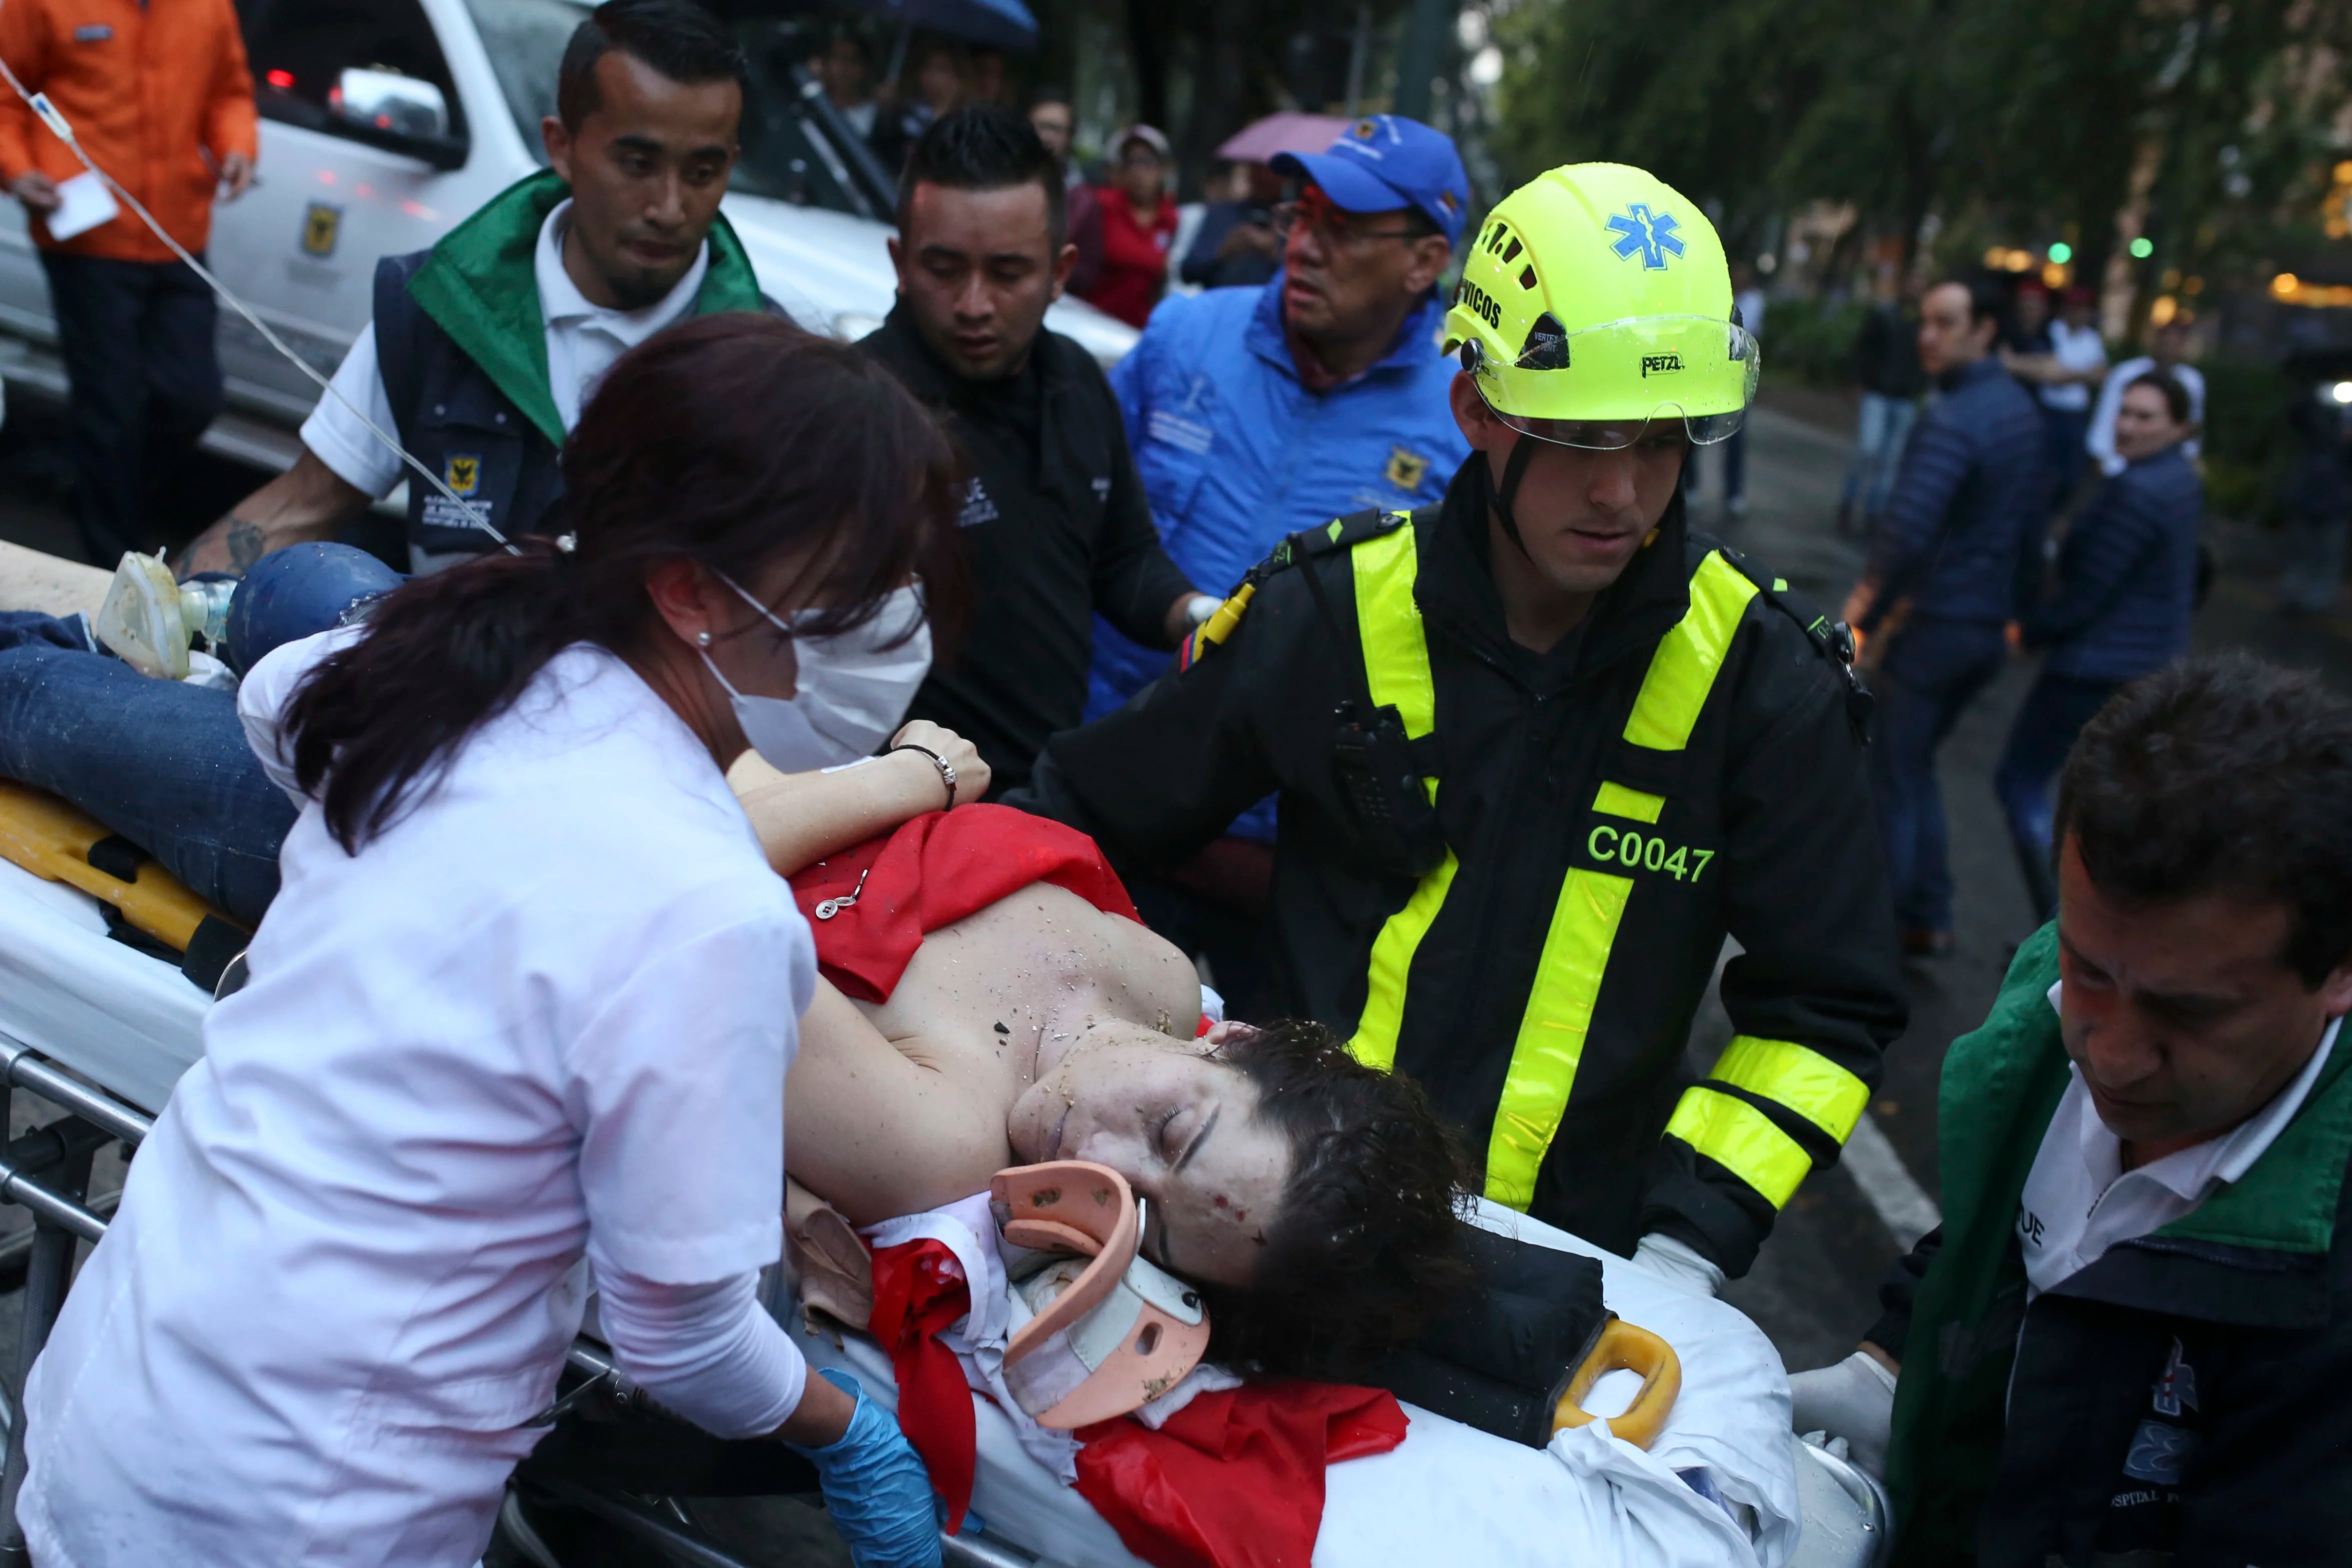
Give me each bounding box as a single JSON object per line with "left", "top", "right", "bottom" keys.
{"left": 0, "top": 856, "right": 207, "bottom": 1113}
{"left": 0, "top": 855, "right": 1816, "bottom": 1565}
{"left": 790, "top": 1199, "right": 1801, "bottom": 1568}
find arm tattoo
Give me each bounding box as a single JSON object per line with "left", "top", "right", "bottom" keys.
{"left": 226, "top": 517, "right": 267, "bottom": 572}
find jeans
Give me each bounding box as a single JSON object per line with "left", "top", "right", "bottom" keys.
{"left": 1870, "top": 619, "right": 2008, "bottom": 934}
{"left": 1841, "top": 393, "right": 1917, "bottom": 521}
{"left": 1993, "top": 671, "right": 2119, "bottom": 924}
{"left": 40, "top": 252, "right": 224, "bottom": 565}
{"left": 0, "top": 643, "right": 292, "bottom": 925}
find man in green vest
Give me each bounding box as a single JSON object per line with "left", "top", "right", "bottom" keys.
{"left": 0, "top": 0, "right": 775, "bottom": 928}
{"left": 1791, "top": 654, "right": 2352, "bottom": 1563}
{"left": 179, "top": 0, "right": 766, "bottom": 577}
{"left": 1013, "top": 163, "right": 1907, "bottom": 1288}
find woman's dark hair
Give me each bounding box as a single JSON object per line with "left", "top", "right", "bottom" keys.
{"left": 1197, "top": 1020, "right": 1473, "bottom": 1375}
{"left": 2057, "top": 653, "right": 2352, "bottom": 986}
{"left": 2125, "top": 368, "right": 2193, "bottom": 426}
{"left": 284, "top": 315, "right": 962, "bottom": 852}
{"left": 1938, "top": 273, "right": 2008, "bottom": 328}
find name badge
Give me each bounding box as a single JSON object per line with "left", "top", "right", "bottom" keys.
{"left": 72, "top": 23, "right": 111, "bottom": 41}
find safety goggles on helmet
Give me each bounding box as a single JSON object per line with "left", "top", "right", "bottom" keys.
{"left": 993, "top": 1160, "right": 1212, "bottom": 1429}
{"left": 1460, "top": 313, "right": 1762, "bottom": 450}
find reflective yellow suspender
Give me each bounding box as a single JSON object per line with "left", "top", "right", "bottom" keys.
{"left": 1482, "top": 550, "right": 1759, "bottom": 1208}
{"left": 1344, "top": 524, "right": 1457, "bottom": 1073}
{"left": 1343, "top": 536, "right": 1863, "bottom": 1214}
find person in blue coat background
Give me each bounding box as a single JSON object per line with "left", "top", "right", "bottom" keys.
{"left": 1085, "top": 114, "right": 1470, "bottom": 1012}
{"left": 1995, "top": 369, "right": 2203, "bottom": 922}
{"left": 1851, "top": 274, "right": 2046, "bottom": 957}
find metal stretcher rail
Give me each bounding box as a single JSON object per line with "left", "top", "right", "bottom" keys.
{"left": 0, "top": 1029, "right": 153, "bottom": 1565}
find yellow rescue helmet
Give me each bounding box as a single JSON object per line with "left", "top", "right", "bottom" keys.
{"left": 1444, "top": 162, "right": 1760, "bottom": 448}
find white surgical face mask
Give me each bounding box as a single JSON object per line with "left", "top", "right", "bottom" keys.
{"left": 700, "top": 575, "right": 934, "bottom": 773}
{"left": 791, "top": 583, "right": 932, "bottom": 760}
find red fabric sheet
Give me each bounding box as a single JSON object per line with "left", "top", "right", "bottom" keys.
{"left": 866, "top": 1237, "right": 977, "bottom": 1532}
{"left": 788, "top": 805, "right": 1140, "bottom": 1003}
{"left": 1072, "top": 1384, "right": 1410, "bottom": 1568}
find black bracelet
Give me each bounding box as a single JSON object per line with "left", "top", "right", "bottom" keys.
{"left": 886, "top": 743, "right": 957, "bottom": 811}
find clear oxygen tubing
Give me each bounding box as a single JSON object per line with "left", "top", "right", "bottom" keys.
{"left": 0, "top": 44, "right": 519, "bottom": 553}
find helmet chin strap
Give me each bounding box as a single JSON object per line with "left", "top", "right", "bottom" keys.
{"left": 1490, "top": 433, "right": 1542, "bottom": 558}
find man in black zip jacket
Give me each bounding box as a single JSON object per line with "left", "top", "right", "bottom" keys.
{"left": 863, "top": 107, "right": 1211, "bottom": 795}
{"left": 1012, "top": 164, "right": 1908, "bottom": 1285}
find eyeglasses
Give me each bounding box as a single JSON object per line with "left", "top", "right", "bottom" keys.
{"left": 1272, "top": 189, "right": 1427, "bottom": 248}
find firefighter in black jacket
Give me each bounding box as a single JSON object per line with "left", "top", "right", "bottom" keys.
{"left": 1016, "top": 162, "right": 1907, "bottom": 1284}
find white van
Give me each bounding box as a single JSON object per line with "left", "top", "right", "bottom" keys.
{"left": 0, "top": 0, "right": 1134, "bottom": 467}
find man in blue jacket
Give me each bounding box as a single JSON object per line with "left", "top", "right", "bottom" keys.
{"left": 1853, "top": 274, "right": 2045, "bottom": 956}
{"left": 1995, "top": 371, "right": 2203, "bottom": 923}
{"left": 1086, "top": 116, "right": 1469, "bottom": 1003}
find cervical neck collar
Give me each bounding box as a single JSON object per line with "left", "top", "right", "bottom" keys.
{"left": 992, "top": 1161, "right": 1213, "bottom": 1428}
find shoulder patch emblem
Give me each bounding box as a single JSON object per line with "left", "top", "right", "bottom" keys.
{"left": 443, "top": 454, "right": 480, "bottom": 497}
{"left": 1384, "top": 446, "right": 1430, "bottom": 491}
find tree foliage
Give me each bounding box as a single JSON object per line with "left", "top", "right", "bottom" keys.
{"left": 1489, "top": 0, "right": 2352, "bottom": 305}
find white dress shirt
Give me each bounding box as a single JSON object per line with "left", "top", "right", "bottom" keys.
{"left": 20, "top": 636, "right": 810, "bottom": 1568}
{"left": 300, "top": 198, "right": 711, "bottom": 500}
{"left": 2039, "top": 319, "right": 2108, "bottom": 413}
{"left": 2087, "top": 357, "right": 2207, "bottom": 476}
{"left": 2018, "top": 981, "right": 2341, "bottom": 1298}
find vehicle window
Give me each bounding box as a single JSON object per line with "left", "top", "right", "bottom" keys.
{"left": 456, "top": 0, "right": 881, "bottom": 220}
{"left": 460, "top": 0, "right": 581, "bottom": 150}
{"left": 242, "top": 0, "right": 468, "bottom": 149}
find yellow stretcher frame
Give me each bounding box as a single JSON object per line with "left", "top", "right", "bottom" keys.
{"left": 0, "top": 780, "right": 243, "bottom": 954}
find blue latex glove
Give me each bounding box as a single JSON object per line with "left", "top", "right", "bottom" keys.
{"left": 787, "top": 1368, "right": 943, "bottom": 1567}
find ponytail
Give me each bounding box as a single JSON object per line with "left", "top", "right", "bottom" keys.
{"left": 281, "top": 314, "right": 962, "bottom": 852}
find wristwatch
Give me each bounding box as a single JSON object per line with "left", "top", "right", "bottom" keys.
{"left": 887, "top": 742, "right": 957, "bottom": 810}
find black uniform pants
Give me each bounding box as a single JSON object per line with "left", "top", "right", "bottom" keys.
{"left": 41, "top": 251, "right": 223, "bottom": 565}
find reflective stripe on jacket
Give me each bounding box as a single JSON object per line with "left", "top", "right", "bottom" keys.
{"left": 1022, "top": 460, "right": 1907, "bottom": 1270}
{"left": 1343, "top": 520, "right": 1876, "bottom": 1214}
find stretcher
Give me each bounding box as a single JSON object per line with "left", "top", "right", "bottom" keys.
{"left": 0, "top": 839, "right": 1891, "bottom": 1568}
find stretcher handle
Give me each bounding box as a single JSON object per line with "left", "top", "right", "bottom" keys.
{"left": 1551, "top": 1318, "right": 1682, "bottom": 1450}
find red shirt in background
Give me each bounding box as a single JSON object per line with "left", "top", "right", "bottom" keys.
{"left": 1085, "top": 189, "right": 1177, "bottom": 329}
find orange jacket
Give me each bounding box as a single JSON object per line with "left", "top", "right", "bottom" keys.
{"left": 0, "top": 0, "right": 257, "bottom": 262}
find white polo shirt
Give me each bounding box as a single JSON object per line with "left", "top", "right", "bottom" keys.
{"left": 2017, "top": 981, "right": 2342, "bottom": 1298}
{"left": 2040, "top": 319, "right": 2108, "bottom": 413}
{"left": 300, "top": 197, "right": 711, "bottom": 499}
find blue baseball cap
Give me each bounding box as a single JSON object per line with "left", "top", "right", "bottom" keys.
{"left": 1270, "top": 115, "right": 1470, "bottom": 246}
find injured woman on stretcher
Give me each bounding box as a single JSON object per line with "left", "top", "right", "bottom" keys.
{"left": 741, "top": 726, "right": 1462, "bottom": 1364}
{"left": 733, "top": 735, "right": 1810, "bottom": 1568}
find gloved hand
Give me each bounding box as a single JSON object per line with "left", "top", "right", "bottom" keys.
{"left": 1631, "top": 1232, "right": 1726, "bottom": 1297}
{"left": 1788, "top": 1349, "right": 1898, "bottom": 1479}
{"left": 787, "top": 1368, "right": 943, "bottom": 1568}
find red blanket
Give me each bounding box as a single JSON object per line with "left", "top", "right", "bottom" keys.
{"left": 1075, "top": 1384, "right": 1410, "bottom": 1568}
{"left": 867, "top": 1238, "right": 978, "bottom": 1532}
{"left": 788, "top": 805, "right": 1140, "bottom": 1003}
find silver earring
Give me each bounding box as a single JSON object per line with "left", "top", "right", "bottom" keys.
{"left": 697, "top": 631, "right": 712, "bottom": 647}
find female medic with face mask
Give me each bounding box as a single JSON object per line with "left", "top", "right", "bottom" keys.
{"left": 16, "top": 316, "right": 967, "bottom": 1568}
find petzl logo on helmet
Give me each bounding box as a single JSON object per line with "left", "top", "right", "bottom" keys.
{"left": 1641, "top": 353, "right": 1683, "bottom": 377}
{"left": 1606, "top": 205, "right": 1686, "bottom": 271}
